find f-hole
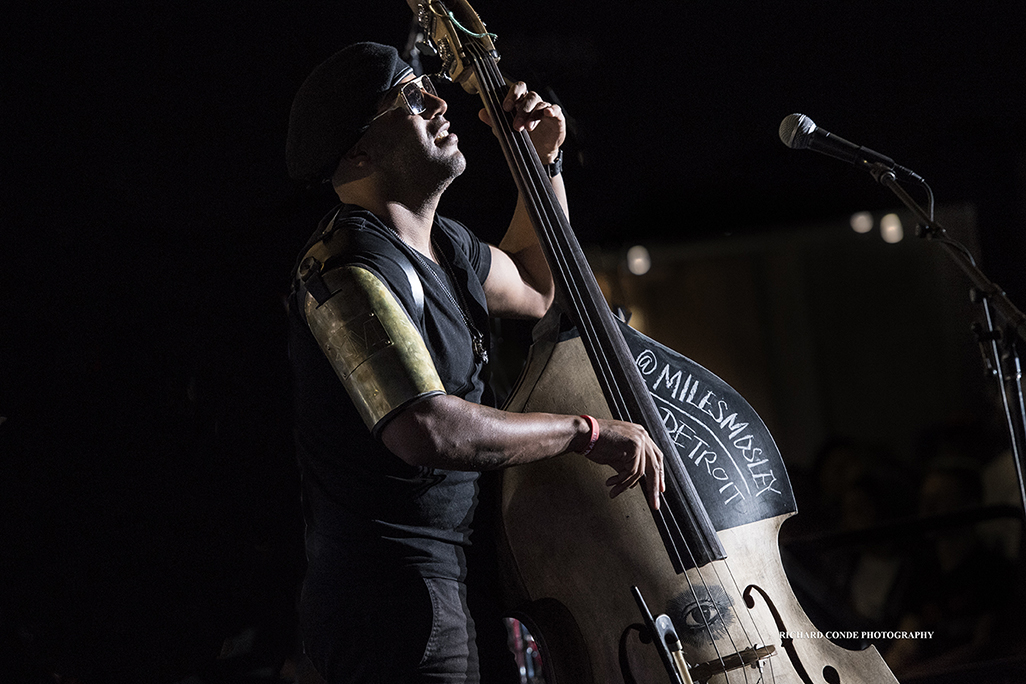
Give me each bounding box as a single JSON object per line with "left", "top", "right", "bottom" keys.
{"left": 744, "top": 584, "right": 843, "bottom": 684}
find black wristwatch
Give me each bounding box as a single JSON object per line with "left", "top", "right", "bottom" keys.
{"left": 545, "top": 149, "right": 563, "bottom": 178}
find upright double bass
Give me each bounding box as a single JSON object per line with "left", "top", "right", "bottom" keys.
{"left": 406, "top": 2, "right": 901, "bottom": 682}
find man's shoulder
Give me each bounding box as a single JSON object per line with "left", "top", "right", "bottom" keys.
{"left": 432, "top": 214, "right": 491, "bottom": 284}
{"left": 433, "top": 214, "right": 477, "bottom": 247}
{"left": 299, "top": 205, "right": 404, "bottom": 272}
{"left": 294, "top": 205, "right": 425, "bottom": 320}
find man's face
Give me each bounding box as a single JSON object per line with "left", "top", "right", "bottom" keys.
{"left": 363, "top": 74, "right": 466, "bottom": 189}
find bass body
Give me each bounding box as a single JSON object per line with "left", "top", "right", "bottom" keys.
{"left": 499, "top": 311, "right": 898, "bottom": 684}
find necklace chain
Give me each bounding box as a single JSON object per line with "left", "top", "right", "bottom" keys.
{"left": 390, "top": 228, "right": 488, "bottom": 365}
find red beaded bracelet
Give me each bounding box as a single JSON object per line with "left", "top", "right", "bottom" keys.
{"left": 579, "top": 414, "right": 600, "bottom": 456}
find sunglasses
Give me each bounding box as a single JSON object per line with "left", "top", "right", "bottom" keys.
{"left": 371, "top": 75, "right": 439, "bottom": 121}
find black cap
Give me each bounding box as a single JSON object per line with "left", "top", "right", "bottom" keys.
{"left": 286, "top": 42, "right": 414, "bottom": 182}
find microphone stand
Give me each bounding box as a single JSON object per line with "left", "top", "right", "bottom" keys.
{"left": 868, "top": 162, "right": 1026, "bottom": 526}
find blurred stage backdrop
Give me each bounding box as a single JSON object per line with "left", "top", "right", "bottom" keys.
{"left": 3, "top": 2, "right": 1025, "bottom": 682}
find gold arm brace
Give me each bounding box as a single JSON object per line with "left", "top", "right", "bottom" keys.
{"left": 303, "top": 265, "right": 445, "bottom": 434}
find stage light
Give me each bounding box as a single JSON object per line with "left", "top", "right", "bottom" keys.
{"left": 850, "top": 211, "right": 874, "bottom": 233}
{"left": 881, "top": 213, "right": 903, "bottom": 243}
{"left": 627, "top": 245, "right": 651, "bottom": 275}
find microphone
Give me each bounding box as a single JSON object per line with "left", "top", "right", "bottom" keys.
{"left": 779, "top": 113, "right": 923, "bottom": 182}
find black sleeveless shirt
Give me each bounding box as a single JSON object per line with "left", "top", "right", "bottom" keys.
{"left": 288, "top": 205, "right": 493, "bottom": 580}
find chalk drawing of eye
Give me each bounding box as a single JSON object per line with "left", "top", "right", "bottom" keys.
{"left": 683, "top": 601, "right": 720, "bottom": 630}
{"left": 667, "top": 583, "right": 734, "bottom": 645}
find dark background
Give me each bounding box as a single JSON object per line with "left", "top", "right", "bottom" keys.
{"left": 3, "top": 1, "right": 1025, "bottom": 682}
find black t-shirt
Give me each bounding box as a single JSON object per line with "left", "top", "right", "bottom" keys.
{"left": 288, "top": 205, "right": 493, "bottom": 580}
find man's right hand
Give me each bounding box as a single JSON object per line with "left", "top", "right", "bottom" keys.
{"left": 576, "top": 418, "right": 665, "bottom": 511}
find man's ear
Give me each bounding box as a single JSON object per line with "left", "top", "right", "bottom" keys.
{"left": 343, "top": 142, "right": 371, "bottom": 168}
{"left": 331, "top": 141, "right": 373, "bottom": 186}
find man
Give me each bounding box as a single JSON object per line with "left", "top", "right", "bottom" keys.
{"left": 285, "top": 42, "right": 664, "bottom": 683}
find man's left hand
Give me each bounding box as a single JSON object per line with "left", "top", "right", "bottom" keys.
{"left": 479, "top": 81, "right": 565, "bottom": 164}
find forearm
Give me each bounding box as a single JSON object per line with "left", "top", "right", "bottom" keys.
{"left": 497, "top": 173, "right": 567, "bottom": 308}
{"left": 381, "top": 393, "right": 666, "bottom": 509}
{"left": 381, "top": 394, "right": 588, "bottom": 470}
{"left": 493, "top": 80, "right": 567, "bottom": 307}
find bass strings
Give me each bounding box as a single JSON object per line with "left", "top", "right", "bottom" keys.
{"left": 465, "top": 41, "right": 769, "bottom": 680}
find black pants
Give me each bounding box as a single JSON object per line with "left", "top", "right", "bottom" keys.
{"left": 300, "top": 532, "right": 516, "bottom": 684}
